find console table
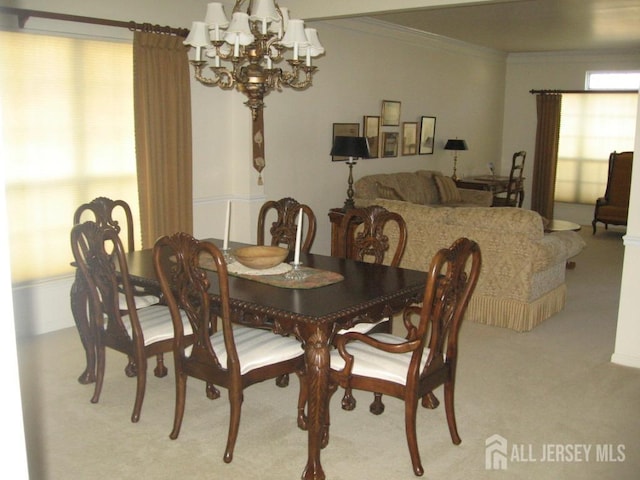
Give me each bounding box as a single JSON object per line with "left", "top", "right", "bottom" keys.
{"left": 456, "top": 175, "right": 524, "bottom": 207}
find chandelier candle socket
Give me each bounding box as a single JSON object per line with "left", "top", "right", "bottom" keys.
{"left": 184, "top": 1, "right": 325, "bottom": 184}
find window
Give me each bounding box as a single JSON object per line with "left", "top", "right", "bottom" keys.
{"left": 555, "top": 72, "right": 638, "bottom": 204}
{"left": 1, "top": 31, "right": 139, "bottom": 283}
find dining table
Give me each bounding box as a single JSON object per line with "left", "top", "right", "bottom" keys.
{"left": 71, "top": 238, "right": 427, "bottom": 480}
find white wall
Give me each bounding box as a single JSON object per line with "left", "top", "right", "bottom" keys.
{"left": 612, "top": 92, "right": 640, "bottom": 368}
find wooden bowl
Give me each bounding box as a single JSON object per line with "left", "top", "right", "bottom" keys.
{"left": 233, "top": 246, "right": 289, "bottom": 270}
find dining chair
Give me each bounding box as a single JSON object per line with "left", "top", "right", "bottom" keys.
{"left": 72, "top": 197, "right": 160, "bottom": 384}
{"left": 70, "top": 220, "right": 192, "bottom": 422}
{"left": 299, "top": 237, "right": 481, "bottom": 476}
{"left": 257, "top": 197, "right": 317, "bottom": 253}
{"left": 152, "top": 232, "right": 305, "bottom": 464}
{"left": 333, "top": 205, "right": 409, "bottom": 413}
{"left": 492, "top": 151, "right": 526, "bottom": 207}
{"left": 257, "top": 197, "right": 316, "bottom": 388}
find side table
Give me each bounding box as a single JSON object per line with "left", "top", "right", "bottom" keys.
{"left": 544, "top": 219, "right": 581, "bottom": 269}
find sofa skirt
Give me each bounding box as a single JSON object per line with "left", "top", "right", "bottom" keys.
{"left": 465, "top": 284, "right": 567, "bottom": 332}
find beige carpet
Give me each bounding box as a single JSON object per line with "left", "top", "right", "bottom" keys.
{"left": 17, "top": 227, "right": 640, "bottom": 480}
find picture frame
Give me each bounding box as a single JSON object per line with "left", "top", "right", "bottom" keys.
{"left": 363, "top": 115, "right": 381, "bottom": 158}
{"left": 382, "top": 132, "right": 399, "bottom": 157}
{"left": 402, "top": 122, "right": 418, "bottom": 155}
{"left": 419, "top": 116, "right": 436, "bottom": 155}
{"left": 331, "top": 122, "right": 360, "bottom": 161}
{"left": 381, "top": 100, "right": 401, "bottom": 126}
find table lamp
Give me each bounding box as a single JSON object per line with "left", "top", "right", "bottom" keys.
{"left": 331, "top": 136, "right": 370, "bottom": 210}
{"left": 444, "top": 138, "right": 468, "bottom": 181}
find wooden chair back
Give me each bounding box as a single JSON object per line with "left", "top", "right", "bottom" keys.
{"left": 73, "top": 197, "right": 136, "bottom": 252}
{"left": 257, "top": 197, "right": 316, "bottom": 253}
{"left": 337, "top": 205, "right": 407, "bottom": 267}
{"left": 495, "top": 151, "right": 526, "bottom": 207}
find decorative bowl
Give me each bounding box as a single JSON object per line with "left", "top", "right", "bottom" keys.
{"left": 232, "top": 246, "right": 289, "bottom": 270}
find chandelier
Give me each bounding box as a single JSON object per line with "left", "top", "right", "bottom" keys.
{"left": 184, "top": 1, "right": 325, "bottom": 183}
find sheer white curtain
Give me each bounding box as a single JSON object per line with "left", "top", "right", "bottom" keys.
{"left": 1, "top": 32, "right": 139, "bottom": 282}
{"left": 555, "top": 93, "right": 637, "bottom": 204}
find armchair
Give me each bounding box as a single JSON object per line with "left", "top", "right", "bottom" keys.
{"left": 592, "top": 151, "right": 633, "bottom": 234}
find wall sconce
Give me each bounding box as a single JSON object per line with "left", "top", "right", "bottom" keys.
{"left": 444, "top": 138, "right": 468, "bottom": 180}
{"left": 330, "top": 136, "right": 370, "bottom": 210}
{"left": 184, "top": 1, "right": 325, "bottom": 184}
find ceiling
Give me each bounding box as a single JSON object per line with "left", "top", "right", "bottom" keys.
{"left": 308, "top": 0, "right": 640, "bottom": 54}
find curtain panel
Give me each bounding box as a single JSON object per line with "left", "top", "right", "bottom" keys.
{"left": 531, "top": 93, "right": 562, "bottom": 220}
{"left": 133, "top": 31, "right": 193, "bottom": 248}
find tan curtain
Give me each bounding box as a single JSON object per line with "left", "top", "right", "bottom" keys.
{"left": 133, "top": 31, "right": 193, "bottom": 248}
{"left": 531, "top": 93, "right": 562, "bottom": 219}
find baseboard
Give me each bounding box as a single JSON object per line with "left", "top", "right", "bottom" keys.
{"left": 610, "top": 352, "right": 640, "bottom": 369}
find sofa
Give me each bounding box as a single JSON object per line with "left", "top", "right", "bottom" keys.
{"left": 354, "top": 170, "right": 493, "bottom": 207}
{"left": 367, "top": 198, "right": 586, "bottom": 332}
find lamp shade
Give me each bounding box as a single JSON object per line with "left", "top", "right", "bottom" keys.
{"left": 204, "top": 2, "right": 229, "bottom": 28}
{"left": 299, "top": 28, "right": 325, "bottom": 56}
{"left": 330, "top": 136, "right": 370, "bottom": 159}
{"left": 224, "top": 12, "right": 255, "bottom": 46}
{"left": 444, "top": 139, "right": 468, "bottom": 151}
{"left": 184, "top": 21, "right": 211, "bottom": 47}
{"left": 280, "top": 19, "right": 310, "bottom": 48}
{"left": 250, "top": 0, "right": 280, "bottom": 23}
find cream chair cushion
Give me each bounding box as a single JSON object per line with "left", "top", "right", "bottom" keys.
{"left": 122, "top": 304, "right": 192, "bottom": 345}
{"left": 186, "top": 326, "right": 302, "bottom": 375}
{"left": 330, "top": 333, "right": 429, "bottom": 385}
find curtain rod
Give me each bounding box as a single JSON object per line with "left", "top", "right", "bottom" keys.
{"left": 0, "top": 6, "right": 188, "bottom": 37}
{"left": 530, "top": 89, "right": 638, "bottom": 94}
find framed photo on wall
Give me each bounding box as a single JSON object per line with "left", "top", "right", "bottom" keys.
{"left": 363, "top": 115, "right": 380, "bottom": 158}
{"left": 419, "top": 116, "right": 436, "bottom": 155}
{"left": 382, "top": 132, "right": 399, "bottom": 157}
{"left": 331, "top": 122, "right": 360, "bottom": 161}
{"left": 381, "top": 100, "right": 401, "bottom": 126}
{"left": 402, "top": 122, "right": 418, "bottom": 155}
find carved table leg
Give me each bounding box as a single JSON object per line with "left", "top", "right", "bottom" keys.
{"left": 70, "top": 270, "right": 96, "bottom": 384}
{"left": 301, "top": 326, "right": 331, "bottom": 480}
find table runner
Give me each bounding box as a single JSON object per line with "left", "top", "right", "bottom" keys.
{"left": 197, "top": 255, "right": 344, "bottom": 289}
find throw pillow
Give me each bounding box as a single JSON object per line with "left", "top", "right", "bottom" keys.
{"left": 375, "top": 182, "right": 405, "bottom": 201}
{"left": 434, "top": 175, "right": 462, "bottom": 203}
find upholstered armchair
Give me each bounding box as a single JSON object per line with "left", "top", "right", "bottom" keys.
{"left": 592, "top": 151, "right": 634, "bottom": 234}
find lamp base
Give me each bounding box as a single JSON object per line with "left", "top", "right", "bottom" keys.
{"left": 344, "top": 160, "right": 357, "bottom": 210}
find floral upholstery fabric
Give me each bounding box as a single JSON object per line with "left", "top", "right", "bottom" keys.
{"left": 372, "top": 199, "right": 586, "bottom": 331}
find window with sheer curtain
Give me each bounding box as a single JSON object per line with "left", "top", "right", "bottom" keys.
{"left": 555, "top": 89, "right": 638, "bottom": 204}
{"left": 1, "top": 31, "right": 140, "bottom": 283}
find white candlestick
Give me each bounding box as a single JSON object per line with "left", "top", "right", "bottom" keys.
{"left": 293, "top": 42, "right": 298, "bottom": 61}
{"left": 293, "top": 207, "right": 303, "bottom": 264}
{"left": 223, "top": 200, "right": 231, "bottom": 250}
{"left": 234, "top": 36, "right": 240, "bottom": 57}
